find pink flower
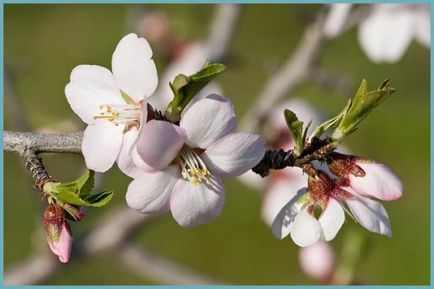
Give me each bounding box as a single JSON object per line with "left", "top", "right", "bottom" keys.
{"left": 299, "top": 241, "right": 335, "bottom": 283}
{"left": 125, "top": 94, "right": 266, "bottom": 227}
{"left": 272, "top": 169, "right": 393, "bottom": 247}
{"left": 328, "top": 154, "right": 403, "bottom": 201}
{"left": 43, "top": 204, "right": 73, "bottom": 263}
{"left": 65, "top": 33, "right": 157, "bottom": 173}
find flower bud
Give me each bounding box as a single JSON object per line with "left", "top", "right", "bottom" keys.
{"left": 43, "top": 204, "right": 73, "bottom": 263}
{"left": 299, "top": 241, "right": 335, "bottom": 283}
{"left": 328, "top": 153, "right": 403, "bottom": 201}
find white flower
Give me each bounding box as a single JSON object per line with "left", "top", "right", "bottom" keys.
{"left": 125, "top": 94, "right": 266, "bottom": 227}
{"left": 324, "top": 4, "right": 431, "bottom": 63}
{"left": 359, "top": 4, "right": 430, "bottom": 63}
{"left": 65, "top": 33, "right": 158, "bottom": 172}
{"left": 272, "top": 169, "right": 392, "bottom": 247}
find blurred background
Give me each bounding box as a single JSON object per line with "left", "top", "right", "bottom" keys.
{"left": 4, "top": 4, "right": 430, "bottom": 285}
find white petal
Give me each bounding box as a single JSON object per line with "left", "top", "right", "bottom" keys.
{"left": 117, "top": 128, "right": 142, "bottom": 178}
{"left": 81, "top": 122, "right": 124, "bottom": 172}
{"left": 112, "top": 33, "right": 158, "bottom": 102}
{"left": 65, "top": 65, "right": 123, "bottom": 124}
{"left": 323, "top": 4, "right": 352, "bottom": 38}
{"left": 262, "top": 168, "right": 307, "bottom": 226}
{"left": 318, "top": 198, "right": 345, "bottom": 241}
{"left": 271, "top": 187, "right": 307, "bottom": 239}
{"left": 180, "top": 94, "right": 236, "bottom": 149}
{"left": 350, "top": 162, "right": 403, "bottom": 201}
{"left": 126, "top": 166, "right": 178, "bottom": 214}
{"left": 299, "top": 241, "right": 335, "bottom": 282}
{"left": 346, "top": 193, "right": 392, "bottom": 237}
{"left": 415, "top": 6, "right": 431, "bottom": 47}
{"left": 358, "top": 5, "right": 414, "bottom": 63}
{"left": 202, "top": 132, "right": 266, "bottom": 178}
{"left": 135, "top": 120, "right": 186, "bottom": 170}
{"left": 170, "top": 178, "right": 225, "bottom": 228}
{"left": 237, "top": 170, "right": 267, "bottom": 191}
{"left": 290, "top": 209, "right": 322, "bottom": 247}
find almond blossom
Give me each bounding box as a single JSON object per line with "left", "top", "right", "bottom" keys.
{"left": 324, "top": 4, "right": 430, "bottom": 63}
{"left": 272, "top": 163, "right": 398, "bottom": 247}
{"left": 125, "top": 94, "right": 265, "bottom": 227}
{"left": 65, "top": 33, "right": 157, "bottom": 173}
{"left": 299, "top": 241, "right": 335, "bottom": 283}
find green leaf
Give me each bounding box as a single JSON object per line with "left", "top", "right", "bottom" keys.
{"left": 165, "top": 62, "right": 226, "bottom": 122}
{"left": 43, "top": 170, "right": 112, "bottom": 208}
{"left": 332, "top": 79, "right": 395, "bottom": 141}
{"left": 84, "top": 191, "right": 113, "bottom": 207}
{"left": 284, "top": 109, "right": 304, "bottom": 156}
{"left": 309, "top": 98, "right": 352, "bottom": 141}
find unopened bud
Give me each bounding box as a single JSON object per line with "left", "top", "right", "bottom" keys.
{"left": 299, "top": 241, "right": 335, "bottom": 283}
{"left": 43, "top": 204, "right": 73, "bottom": 263}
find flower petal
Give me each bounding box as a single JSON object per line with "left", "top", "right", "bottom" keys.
{"left": 290, "top": 209, "right": 322, "bottom": 247}
{"left": 263, "top": 168, "right": 307, "bottom": 226}
{"left": 318, "top": 198, "right": 345, "bottom": 241}
{"left": 48, "top": 223, "right": 73, "bottom": 263}
{"left": 202, "top": 132, "right": 266, "bottom": 178}
{"left": 346, "top": 193, "right": 392, "bottom": 237}
{"left": 180, "top": 94, "right": 236, "bottom": 149}
{"left": 358, "top": 5, "right": 414, "bottom": 63}
{"left": 117, "top": 128, "right": 142, "bottom": 178}
{"left": 350, "top": 162, "right": 403, "bottom": 201}
{"left": 112, "top": 33, "right": 158, "bottom": 101}
{"left": 82, "top": 122, "right": 124, "bottom": 172}
{"left": 126, "top": 166, "right": 179, "bottom": 214}
{"left": 170, "top": 177, "right": 225, "bottom": 228}
{"left": 136, "top": 120, "right": 186, "bottom": 170}
{"left": 415, "top": 6, "right": 431, "bottom": 47}
{"left": 65, "top": 65, "right": 123, "bottom": 124}
{"left": 271, "top": 187, "right": 307, "bottom": 239}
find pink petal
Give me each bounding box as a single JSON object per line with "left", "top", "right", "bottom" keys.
{"left": 346, "top": 190, "right": 392, "bottom": 237}
{"left": 126, "top": 166, "right": 179, "bottom": 214}
{"left": 318, "top": 198, "right": 345, "bottom": 241}
{"left": 180, "top": 94, "right": 236, "bottom": 149}
{"left": 299, "top": 241, "right": 335, "bottom": 282}
{"left": 290, "top": 209, "right": 322, "bottom": 247}
{"left": 415, "top": 5, "right": 430, "bottom": 47}
{"left": 117, "top": 128, "right": 142, "bottom": 178}
{"left": 82, "top": 122, "right": 124, "bottom": 172}
{"left": 112, "top": 33, "right": 158, "bottom": 102}
{"left": 358, "top": 4, "right": 414, "bottom": 63}
{"left": 262, "top": 168, "right": 307, "bottom": 226}
{"left": 350, "top": 162, "right": 403, "bottom": 201}
{"left": 201, "top": 132, "right": 266, "bottom": 178}
{"left": 65, "top": 65, "right": 123, "bottom": 124}
{"left": 48, "top": 223, "right": 73, "bottom": 263}
{"left": 136, "top": 120, "right": 186, "bottom": 170}
{"left": 170, "top": 178, "right": 225, "bottom": 228}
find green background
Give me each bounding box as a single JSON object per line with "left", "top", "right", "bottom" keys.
{"left": 4, "top": 4, "right": 430, "bottom": 285}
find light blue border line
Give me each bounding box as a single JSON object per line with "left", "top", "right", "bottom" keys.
{"left": 431, "top": 2, "right": 434, "bottom": 287}
{"left": 0, "top": 2, "right": 4, "bottom": 286}
{"left": 1, "top": 0, "right": 433, "bottom": 3}
{"left": 0, "top": 1, "right": 432, "bottom": 288}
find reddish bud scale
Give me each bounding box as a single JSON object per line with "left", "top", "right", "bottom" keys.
{"left": 327, "top": 153, "right": 366, "bottom": 180}
{"left": 43, "top": 204, "right": 65, "bottom": 242}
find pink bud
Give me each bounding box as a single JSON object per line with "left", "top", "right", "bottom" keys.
{"left": 299, "top": 241, "right": 335, "bottom": 283}
{"left": 349, "top": 161, "right": 403, "bottom": 201}
{"left": 44, "top": 204, "right": 73, "bottom": 263}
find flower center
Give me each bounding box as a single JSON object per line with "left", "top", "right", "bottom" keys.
{"left": 93, "top": 103, "right": 142, "bottom": 127}
{"left": 178, "top": 148, "right": 211, "bottom": 186}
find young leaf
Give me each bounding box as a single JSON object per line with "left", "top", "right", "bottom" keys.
{"left": 332, "top": 79, "right": 395, "bottom": 141}
{"left": 284, "top": 109, "right": 304, "bottom": 156}
{"left": 165, "top": 62, "right": 226, "bottom": 122}
{"left": 84, "top": 191, "right": 113, "bottom": 207}
{"left": 309, "top": 98, "right": 352, "bottom": 142}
